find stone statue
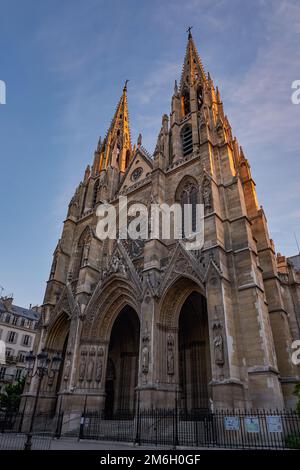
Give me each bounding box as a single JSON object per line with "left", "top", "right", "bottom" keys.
{"left": 63, "top": 355, "right": 71, "bottom": 381}
{"left": 110, "top": 253, "right": 126, "bottom": 275}
{"left": 213, "top": 332, "right": 224, "bottom": 366}
{"left": 95, "top": 347, "right": 104, "bottom": 382}
{"left": 86, "top": 348, "right": 96, "bottom": 382}
{"left": 167, "top": 334, "right": 175, "bottom": 375}
{"left": 142, "top": 344, "right": 149, "bottom": 374}
{"left": 87, "top": 359, "right": 94, "bottom": 382}
{"left": 111, "top": 254, "right": 120, "bottom": 273}
{"left": 82, "top": 242, "right": 90, "bottom": 266}
{"left": 79, "top": 349, "right": 87, "bottom": 381}
{"left": 142, "top": 330, "right": 150, "bottom": 375}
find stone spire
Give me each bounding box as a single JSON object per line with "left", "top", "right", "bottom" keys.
{"left": 97, "top": 82, "right": 132, "bottom": 173}
{"left": 180, "top": 29, "right": 207, "bottom": 90}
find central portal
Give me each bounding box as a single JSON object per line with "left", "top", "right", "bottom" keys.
{"left": 104, "top": 306, "right": 140, "bottom": 414}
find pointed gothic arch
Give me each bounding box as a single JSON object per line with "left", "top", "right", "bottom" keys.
{"left": 158, "top": 276, "right": 212, "bottom": 412}
{"left": 82, "top": 276, "right": 140, "bottom": 342}
{"left": 73, "top": 226, "right": 92, "bottom": 279}
{"left": 175, "top": 176, "right": 199, "bottom": 236}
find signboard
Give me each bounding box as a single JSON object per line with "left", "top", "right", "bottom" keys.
{"left": 244, "top": 417, "right": 260, "bottom": 433}
{"left": 266, "top": 416, "right": 283, "bottom": 433}
{"left": 224, "top": 416, "right": 240, "bottom": 431}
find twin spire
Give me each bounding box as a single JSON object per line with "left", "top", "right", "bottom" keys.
{"left": 94, "top": 29, "right": 208, "bottom": 174}
{"left": 95, "top": 80, "right": 132, "bottom": 174}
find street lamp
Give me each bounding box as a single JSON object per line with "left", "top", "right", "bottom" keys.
{"left": 24, "top": 349, "right": 62, "bottom": 450}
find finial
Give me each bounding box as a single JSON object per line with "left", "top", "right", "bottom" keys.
{"left": 187, "top": 26, "right": 193, "bottom": 39}
{"left": 174, "top": 79, "right": 178, "bottom": 95}
{"left": 137, "top": 133, "right": 142, "bottom": 147}
{"left": 123, "top": 79, "right": 129, "bottom": 92}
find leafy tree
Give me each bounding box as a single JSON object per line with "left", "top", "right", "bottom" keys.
{"left": 0, "top": 378, "right": 25, "bottom": 411}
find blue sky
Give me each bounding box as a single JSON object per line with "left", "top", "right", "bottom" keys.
{"left": 0, "top": 0, "right": 300, "bottom": 307}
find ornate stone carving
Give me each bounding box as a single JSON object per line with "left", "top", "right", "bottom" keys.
{"left": 202, "top": 177, "right": 212, "bottom": 213}
{"left": 123, "top": 230, "right": 145, "bottom": 260}
{"left": 109, "top": 252, "right": 127, "bottom": 276}
{"left": 131, "top": 167, "right": 143, "bottom": 181}
{"left": 167, "top": 334, "right": 175, "bottom": 375}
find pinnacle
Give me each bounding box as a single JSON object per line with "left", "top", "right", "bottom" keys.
{"left": 180, "top": 30, "right": 207, "bottom": 91}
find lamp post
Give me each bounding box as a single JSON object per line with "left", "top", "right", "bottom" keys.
{"left": 24, "top": 349, "right": 62, "bottom": 451}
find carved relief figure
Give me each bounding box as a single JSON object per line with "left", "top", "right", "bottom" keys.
{"left": 95, "top": 347, "right": 104, "bottom": 382}
{"left": 63, "top": 352, "right": 72, "bottom": 381}
{"left": 87, "top": 347, "right": 96, "bottom": 382}
{"left": 167, "top": 334, "right": 175, "bottom": 375}
{"left": 79, "top": 348, "right": 87, "bottom": 381}
{"left": 142, "top": 330, "right": 150, "bottom": 375}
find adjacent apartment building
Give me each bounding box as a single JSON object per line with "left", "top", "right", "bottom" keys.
{"left": 0, "top": 295, "right": 40, "bottom": 393}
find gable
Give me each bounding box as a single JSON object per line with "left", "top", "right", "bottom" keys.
{"left": 119, "top": 148, "right": 153, "bottom": 193}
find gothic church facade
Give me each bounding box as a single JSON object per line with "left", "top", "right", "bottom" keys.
{"left": 24, "top": 33, "right": 300, "bottom": 419}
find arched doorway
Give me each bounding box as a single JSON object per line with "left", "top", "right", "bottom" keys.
{"left": 44, "top": 312, "right": 70, "bottom": 414}
{"left": 104, "top": 306, "right": 140, "bottom": 415}
{"left": 178, "top": 292, "right": 211, "bottom": 412}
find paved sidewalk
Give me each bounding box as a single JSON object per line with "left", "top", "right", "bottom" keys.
{"left": 50, "top": 437, "right": 176, "bottom": 450}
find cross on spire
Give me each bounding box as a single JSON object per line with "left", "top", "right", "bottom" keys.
{"left": 123, "top": 79, "right": 129, "bottom": 92}
{"left": 187, "top": 26, "right": 193, "bottom": 38}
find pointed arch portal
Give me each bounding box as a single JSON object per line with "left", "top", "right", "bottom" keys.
{"left": 104, "top": 305, "right": 140, "bottom": 415}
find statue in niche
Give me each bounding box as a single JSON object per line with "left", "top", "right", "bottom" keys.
{"left": 63, "top": 352, "right": 72, "bottom": 381}
{"left": 79, "top": 348, "right": 87, "bottom": 381}
{"left": 86, "top": 348, "right": 96, "bottom": 382}
{"left": 95, "top": 347, "right": 104, "bottom": 383}
{"left": 167, "top": 334, "right": 175, "bottom": 375}
{"left": 213, "top": 323, "right": 224, "bottom": 366}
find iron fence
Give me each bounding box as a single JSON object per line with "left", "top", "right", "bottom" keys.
{"left": 0, "top": 432, "right": 51, "bottom": 450}
{"left": 80, "top": 408, "right": 300, "bottom": 449}
{"left": 0, "top": 408, "right": 300, "bottom": 449}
